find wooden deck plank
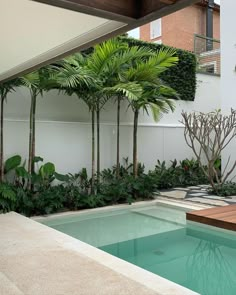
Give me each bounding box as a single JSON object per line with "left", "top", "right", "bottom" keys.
{"left": 186, "top": 205, "right": 236, "bottom": 231}
{"left": 223, "top": 216, "right": 236, "bottom": 222}
{"left": 188, "top": 205, "right": 236, "bottom": 217}
{"left": 208, "top": 211, "right": 236, "bottom": 219}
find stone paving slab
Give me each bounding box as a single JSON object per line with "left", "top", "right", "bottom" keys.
{"left": 159, "top": 185, "right": 235, "bottom": 207}
{"left": 160, "top": 190, "right": 187, "bottom": 199}
{"left": 188, "top": 192, "right": 207, "bottom": 197}
{"left": 173, "top": 187, "right": 190, "bottom": 191}
{"left": 202, "top": 195, "right": 225, "bottom": 200}
{"left": 185, "top": 197, "right": 228, "bottom": 206}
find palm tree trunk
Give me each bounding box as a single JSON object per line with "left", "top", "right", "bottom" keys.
{"left": 96, "top": 107, "right": 100, "bottom": 185}
{"left": 91, "top": 109, "right": 95, "bottom": 194}
{"left": 133, "top": 109, "right": 139, "bottom": 178}
{"left": 28, "top": 92, "right": 36, "bottom": 190}
{"left": 28, "top": 93, "right": 34, "bottom": 176}
{"left": 31, "top": 94, "right": 36, "bottom": 174}
{"left": 0, "top": 96, "right": 5, "bottom": 182}
{"left": 116, "top": 97, "right": 121, "bottom": 179}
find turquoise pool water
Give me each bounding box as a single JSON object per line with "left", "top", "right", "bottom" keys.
{"left": 41, "top": 203, "right": 236, "bottom": 295}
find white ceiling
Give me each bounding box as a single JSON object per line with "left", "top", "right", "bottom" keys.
{"left": 0, "top": 0, "right": 125, "bottom": 81}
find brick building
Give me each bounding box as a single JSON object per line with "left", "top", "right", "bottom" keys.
{"left": 139, "top": 0, "right": 220, "bottom": 51}
{"left": 130, "top": 1, "right": 221, "bottom": 74}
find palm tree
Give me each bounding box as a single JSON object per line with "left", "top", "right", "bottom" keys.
{"left": 113, "top": 48, "right": 179, "bottom": 177}
{"left": 85, "top": 38, "right": 126, "bottom": 183}
{"left": 51, "top": 54, "right": 99, "bottom": 193}
{"left": 0, "top": 79, "right": 20, "bottom": 182}
{"left": 20, "top": 69, "right": 50, "bottom": 182}
{"left": 54, "top": 40, "right": 126, "bottom": 188}
{"left": 101, "top": 45, "right": 154, "bottom": 178}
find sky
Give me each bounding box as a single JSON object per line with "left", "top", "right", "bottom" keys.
{"left": 215, "top": 0, "right": 220, "bottom": 4}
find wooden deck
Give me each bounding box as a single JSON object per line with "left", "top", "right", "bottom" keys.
{"left": 186, "top": 204, "right": 236, "bottom": 231}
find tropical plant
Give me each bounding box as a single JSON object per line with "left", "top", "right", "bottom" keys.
{"left": 20, "top": 69, "right": 52, "bottom": 187}
{"left": 0, "top": 182, "right": 17, "bottom": 213}
{"left": 150, "top": 158, "right": 208, "bottom": 188}
{"left": 208, "top": 182, "right": 236, "bottom": 197}
{"left": 51, "top": 53, "right": 99, "bottom": 193}
{"left": 0, "top": 79, "right": 20, "bottom": 182}
{"left": 116, "top": 48, "right": 179, "bottom": 177}
{"left": 53, "top": 39, "right": 128, "bottom": 188}
{"left": 85, "top": 38, "right": 127, "bottom": 183}
{"left": 102, "top": 45, "right": 154, "bottom": 178}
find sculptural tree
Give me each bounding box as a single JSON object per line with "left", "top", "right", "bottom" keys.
{"left": 181, "top": 109, "right": 236, "bottom": 192}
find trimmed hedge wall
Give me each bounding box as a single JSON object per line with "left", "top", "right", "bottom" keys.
{"left": 83, "top": 36, "right": 197, "bottom": 101}
{"left": 120, "top": 37, "right": 197, "bottom": 101}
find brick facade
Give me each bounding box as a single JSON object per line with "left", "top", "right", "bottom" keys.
{"left": 139, "top": 3, "right": 220, "bottom": 52}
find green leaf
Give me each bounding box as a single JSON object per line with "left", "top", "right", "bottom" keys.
{"left": 33, "top": 156, "right": 44, "bottom": 163}
{"left": 4, "top": 155, "right": 21, "bottom": 173}
{"left": 15, "top": 166, "right": 29, "bottom": 179}
{"left": 0, "top": 184, "right": 16, "bottom": 201}
{"left": 40, "top": 162, "right": 55, "bottom": 178}
{"left": 54, "top": 172, "right": 69, "bottom": 182}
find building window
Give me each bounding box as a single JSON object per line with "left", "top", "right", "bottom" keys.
{"left": 199, "top": 61, "right": 217, "bottom": 74}
{"left": 150, "top": 19, "right": 162, "bottom": 39}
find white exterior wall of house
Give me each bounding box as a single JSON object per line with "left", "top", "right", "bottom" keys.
{"left": 221, "top": 0, "right": 236, "bottom": 180}
{"left": 4, "top": 73, "right": 220, "bottom": 174}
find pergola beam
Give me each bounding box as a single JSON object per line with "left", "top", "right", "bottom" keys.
{"left": 33, "top": 0, "right": 138, "bottom": 23}
{"left": 33, "top": 0, "right": 199, "bottom": 23}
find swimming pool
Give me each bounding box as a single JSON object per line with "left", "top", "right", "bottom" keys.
{"left": 40, "top": 202, "right": 236, "bottom": 295}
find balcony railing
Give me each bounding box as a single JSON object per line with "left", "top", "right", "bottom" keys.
{"left": 194, "top": 34, "right": 221, "bottom": 75}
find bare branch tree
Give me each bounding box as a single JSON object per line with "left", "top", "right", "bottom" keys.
{"left": 181, "top": 109, "right": 236, "bottom": 192}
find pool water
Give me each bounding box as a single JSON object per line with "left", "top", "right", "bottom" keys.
{"left": 41, "top": 203, "right": 236, "bottom": 295}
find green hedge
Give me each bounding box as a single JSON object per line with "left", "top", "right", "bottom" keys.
{"left": 119, "top": 37, "right": 197, "bottom": 101}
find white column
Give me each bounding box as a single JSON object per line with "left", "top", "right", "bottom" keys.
{"left": 221, "top": 0, "right": 236, "bottom": 179}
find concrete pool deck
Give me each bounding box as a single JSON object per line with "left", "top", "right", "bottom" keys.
{"left": 0, "top": 207, "right": 200, "bottom": 295}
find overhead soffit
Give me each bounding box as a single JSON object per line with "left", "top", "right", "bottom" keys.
{"left": 0, "top": 0, "right": 198, "bottom": 82}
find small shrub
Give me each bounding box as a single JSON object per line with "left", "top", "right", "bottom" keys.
{"left": 208, "top": 182, "right": 236, "bottom": 197}
{"left": 99, "top": 178, "right": 132, "bottom": 204}
{"left": 33, "top": 185, "right": 66, "bottom": 215}
{"left": 150, "top": 158, "right": 208, "bottom": 189}
{"left": 0, "top": 183, "right": 17, "bottom": 213}
{"left": 15, "top": 187, "right": 34, "bottom": 216}
{"left": 0, "top": 155, "right": 210, "bottom": 216}
{"left": 79, "top": 194, "right": 106, "bottom": 209}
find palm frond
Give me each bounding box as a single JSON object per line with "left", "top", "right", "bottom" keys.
{"left": 104, "top": 82, "right": 142, "bottom": 101}
{"left": 20, "top": 71, "right": 40, "bottom": 90}
{"left": 87, "top": 38, "right": 125, "bottom": 75}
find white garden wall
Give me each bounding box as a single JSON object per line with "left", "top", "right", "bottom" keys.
{"left": 221, "top": 0, "right": 236, "bottom": 180}
{"left": 4, "top": 73, "right": 220, "bottom": 174}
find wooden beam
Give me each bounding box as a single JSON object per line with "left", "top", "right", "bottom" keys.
{"left": 34, "top": 0, "right": 138, "bottom": 23}
{"left": 160, "top": 0, "right": 177, "bottom": 4}
{"left": 34, "top": 0, "right": 199, "bottom": 23}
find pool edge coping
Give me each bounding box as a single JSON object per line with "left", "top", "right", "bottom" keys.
{"left": 32, "top": 198, "right": 211, "bottom": 222}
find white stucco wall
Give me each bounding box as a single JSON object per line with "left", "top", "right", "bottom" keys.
{"left": 221, "top": 0, "right": 236, "bottom": 180}
{"left": 4, "top": 73, "right": 220, "bottom": 174}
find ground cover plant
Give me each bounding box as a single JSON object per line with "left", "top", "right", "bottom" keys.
{"left": 0, "top": 155, "right": 208, "bottom": 216}
{"left": 208, "top": 182, "right": 236, "bottom": 197}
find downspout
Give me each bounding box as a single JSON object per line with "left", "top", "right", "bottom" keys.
{"left": 206, "top": 0, "right": 214, "bottom": 51}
